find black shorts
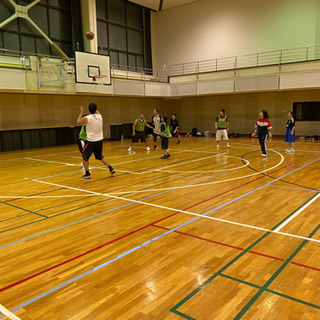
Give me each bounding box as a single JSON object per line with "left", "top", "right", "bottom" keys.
{"left": 132, "top": 131, "right": 146, "bottom": 143}
{"left": 77, "top": 139, "right": 86, "bottom": 154}
{"left": 82, "top": 140, "right": 104, "bottom": 161}
{"left": 153, "top": 132, "right": 160, "bottom": 142}
{"left": 161, "top": 137, "right": 169, "bottom": 150}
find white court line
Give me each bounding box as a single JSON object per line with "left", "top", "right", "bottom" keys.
{"left": 31, "top": 179, "right": 320, "bottom": 244}
{"left": 0, "top": 195, "right": 98, "bottom": 199}
{"left": 0, "top": 304, "right": 20, "bottom": 320}
{"left": 274, "top": 193, "right": 320, "bottom": 232}
{"left": 108, "top": 149, "right": 284, "bottom": 194}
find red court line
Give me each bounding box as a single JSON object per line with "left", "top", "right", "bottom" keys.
{"left": 152, "top": 224, "right": 244, "bottom": 250}
{"left": 0, "top": 163, "right": 293, "bottom": 293}
{"left": 151, "top": 225, "right": 320, "bottom": 273}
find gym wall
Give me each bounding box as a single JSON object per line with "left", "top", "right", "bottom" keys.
{"left": 152, "top": 0, "right": 320, "bottom": 74}
{"left": 0, "top": 93, "right": 165, "bottom": 138}
{"left": 164, "top": 90, "right": 320, "bottom": 136}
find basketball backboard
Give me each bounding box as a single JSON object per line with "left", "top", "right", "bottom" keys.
{"left": 75, "top": 51, "right": 111, "bottom": 85}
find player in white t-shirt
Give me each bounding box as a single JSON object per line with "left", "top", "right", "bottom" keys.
{"left": 152, "top": 108, "right": 161, "bottom": 150}
{"left": 77, "top": 103, "right": 115, "bottom": 179}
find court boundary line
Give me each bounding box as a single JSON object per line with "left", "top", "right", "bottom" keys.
{"left": 32, "top": 177, "right": 320, "bottom": 244}
{"left": 274, "top": 193, "right": 320, "bottom": 232}
{"left": 4, "top": 163, "right": 318, "bottom": 295}
{"left": 2, "top": 158, "right": 319, "bottom": 317}
{"left": 0, "top": 149, "right": 273, "bottom": 236}
{"left": 0, "top": 304, "right": 20, "bottom": 320}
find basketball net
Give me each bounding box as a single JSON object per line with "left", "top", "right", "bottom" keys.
{"left": 92, "top": 75, "right": 108, "bottom": 85}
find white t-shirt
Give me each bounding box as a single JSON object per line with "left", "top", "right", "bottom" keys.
{"left": 153, "top": 115, "right": 161, "bottom": 134}
{"left": 86, "top": 113, "right": 103, "bottom": 142}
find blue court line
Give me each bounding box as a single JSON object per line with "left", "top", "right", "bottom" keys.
{"left": 0, "top": 149, "right": 273, "bottom": 248}
{"left": 0, "top": 153, "right": 248, "bottom": 248}
{"left": 3, "top": 156, "right": 319, "bottom": 315}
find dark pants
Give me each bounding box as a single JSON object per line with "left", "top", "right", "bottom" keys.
{"left": 258, "top": 133, "right": 268, "bottom": 154}
{"left": 153, "top": 132, "right": 160, "bottom": 143}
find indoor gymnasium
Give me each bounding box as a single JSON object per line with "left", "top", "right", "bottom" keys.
{"left": 1, "top": 0, "right": 320, "bottom": 319}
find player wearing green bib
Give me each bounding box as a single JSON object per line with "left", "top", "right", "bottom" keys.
{"left": 215, "top": 109, "right": 230, "bottom": 148}
{"left": 128, "top": 113, "right": 153, "bottom": 152}
{"left": 77, "top": 122, "right": 87, "bottom": 169}
{"left": 160, "top": 116, "right": 172, "bottom": 159}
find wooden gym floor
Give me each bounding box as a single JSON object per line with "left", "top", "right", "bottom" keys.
{"left": 0, "top": 137, "right": 320, "bottom": 320}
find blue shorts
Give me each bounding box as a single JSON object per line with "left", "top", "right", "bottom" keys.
{"left": 161, "top": 137, "right": 169, "bottom": 150}
{"left": 285, "top": 128, "right": 295, "bottom": 142}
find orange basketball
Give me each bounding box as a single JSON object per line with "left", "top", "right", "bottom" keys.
{"left": 86, "top": 31, "right": 94, "bottom": 40}
{"left": 251, "top": 133, "right": 255, "bottom": 138}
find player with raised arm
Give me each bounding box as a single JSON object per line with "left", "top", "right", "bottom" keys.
{"left": 77, "top": 103, "right": 115, "bottom": 179}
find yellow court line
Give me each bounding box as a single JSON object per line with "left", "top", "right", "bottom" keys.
{"left": 108, "top": 149, "right": 284, "bottom": 194}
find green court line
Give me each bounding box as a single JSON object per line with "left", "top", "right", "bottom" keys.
{"left": 220, "top": 274, "right": 320, "bottom": 310}
{"left": 170, "top": 192, "right": 319, "bottom": 318}
{"left": 0, "top": 213, "right": 31, "bottom": 224}
{"left": 0, "top": 201, "right": 48, "bottom": 219}
{"left": 234, "top": 222, "right": 320, "bottom": 319}
{"left": 0, "top": 150, "right": 260, "bottom": 233}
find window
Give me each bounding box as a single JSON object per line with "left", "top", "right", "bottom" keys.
{"left": 293, "top": 102, "right": 320, "bottom": 121}
{"left": 96, "top": 0, "right": 152, "bottom": 71}
{"left": 0, "top": 0, "right": 73, "bottom": 57}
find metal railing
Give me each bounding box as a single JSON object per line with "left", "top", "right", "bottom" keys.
{"left": 168, "top": 44, "right": 320, "bottom": 77}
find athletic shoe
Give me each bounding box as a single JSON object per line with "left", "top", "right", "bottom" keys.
{"left": 216, "top": 144, "right": 220, "bottom": 148}
{"left": 109, "top": 166, "right": 115, "bottom": 175}
{"left": 146, "top": 146, "right": 150, "bottom": 151}
{"left": 128, "top": 146, "right": 132, "bottom": 152}
{"left": 227, "top": 143, "right": 231, "bottom": 148}
{"left": 167, "top": 153, "right": 171, "bottom": 158}
{"left": 82, "top": 174, "right": 91, "bottom": 179}
{"left": 153, "top": 146, "right": 157, "bottom": 150}
{"left": 261, "top": 154, "right": 267, "bottom": 157}
{"left": 285, "top": 148, "right": 291, "bottom": 152}
{"left": 161, "top": 154, "right": 168, "bottom": 159}
{"left": 289, "top": 148, "right": 295, "bottom": 153}
{"left": 177, "top": 141, "right": 181, "bottom": 145}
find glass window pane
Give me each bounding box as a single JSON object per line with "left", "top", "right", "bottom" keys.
{"left": 128, "top": 54, "right": 135, "bottom": 70}
{"left": 97, "top": 21, "right": 108, "bottom": 48}
{"left": 63, "top": 42, "right": 73, "bottom": 57}
{"left": 49, "top": 9, "right": 72, "bottom": 41}
{"left": 126, "top": 4, "right": 142, "bottom": 29}
{"left": 0, "top": 32, "right": 3, "bottom": 49}
{"left": 136, "top": 55, "right": 144, "bottom": 70}
{"left": 0, "top": 1, "right": 15, "bottom": 29}
{"left": 108, "top": 24, "right": 126, "bottom": 51}
{"left": 28, "top": 5, "right": 49, "bottom": 35}
{"left": 107, "top": 0, "right": 125, "bottom": 25}
{"left": 98, "top": 48, "right": 109, "bottom": 56}
{"left": 127, "top": 29, "right": 143, "bottom": 54}
{"left": 109, "top": 51, "right": 119, "bottom": 67}
{"left": 3, "top": 32, "right": 20, "bottom": 51}
{"left": 21, "top": 35, "right": 36, "bottom": 53}
{"left": 96, "top": 0, "right": 106, "bottom": 19}
{"left": 48, "top": 0, "right": 70, "bottom": 9}
{"left": 36, "top": 38, "right": 50, "bottom": 55}
{"left": 119, "top": 52, "right": 127, "bottom": 67}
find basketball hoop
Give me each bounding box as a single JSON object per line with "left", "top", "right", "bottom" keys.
{"left": 92, "top": 74, "right": 108, "bottom": 85}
